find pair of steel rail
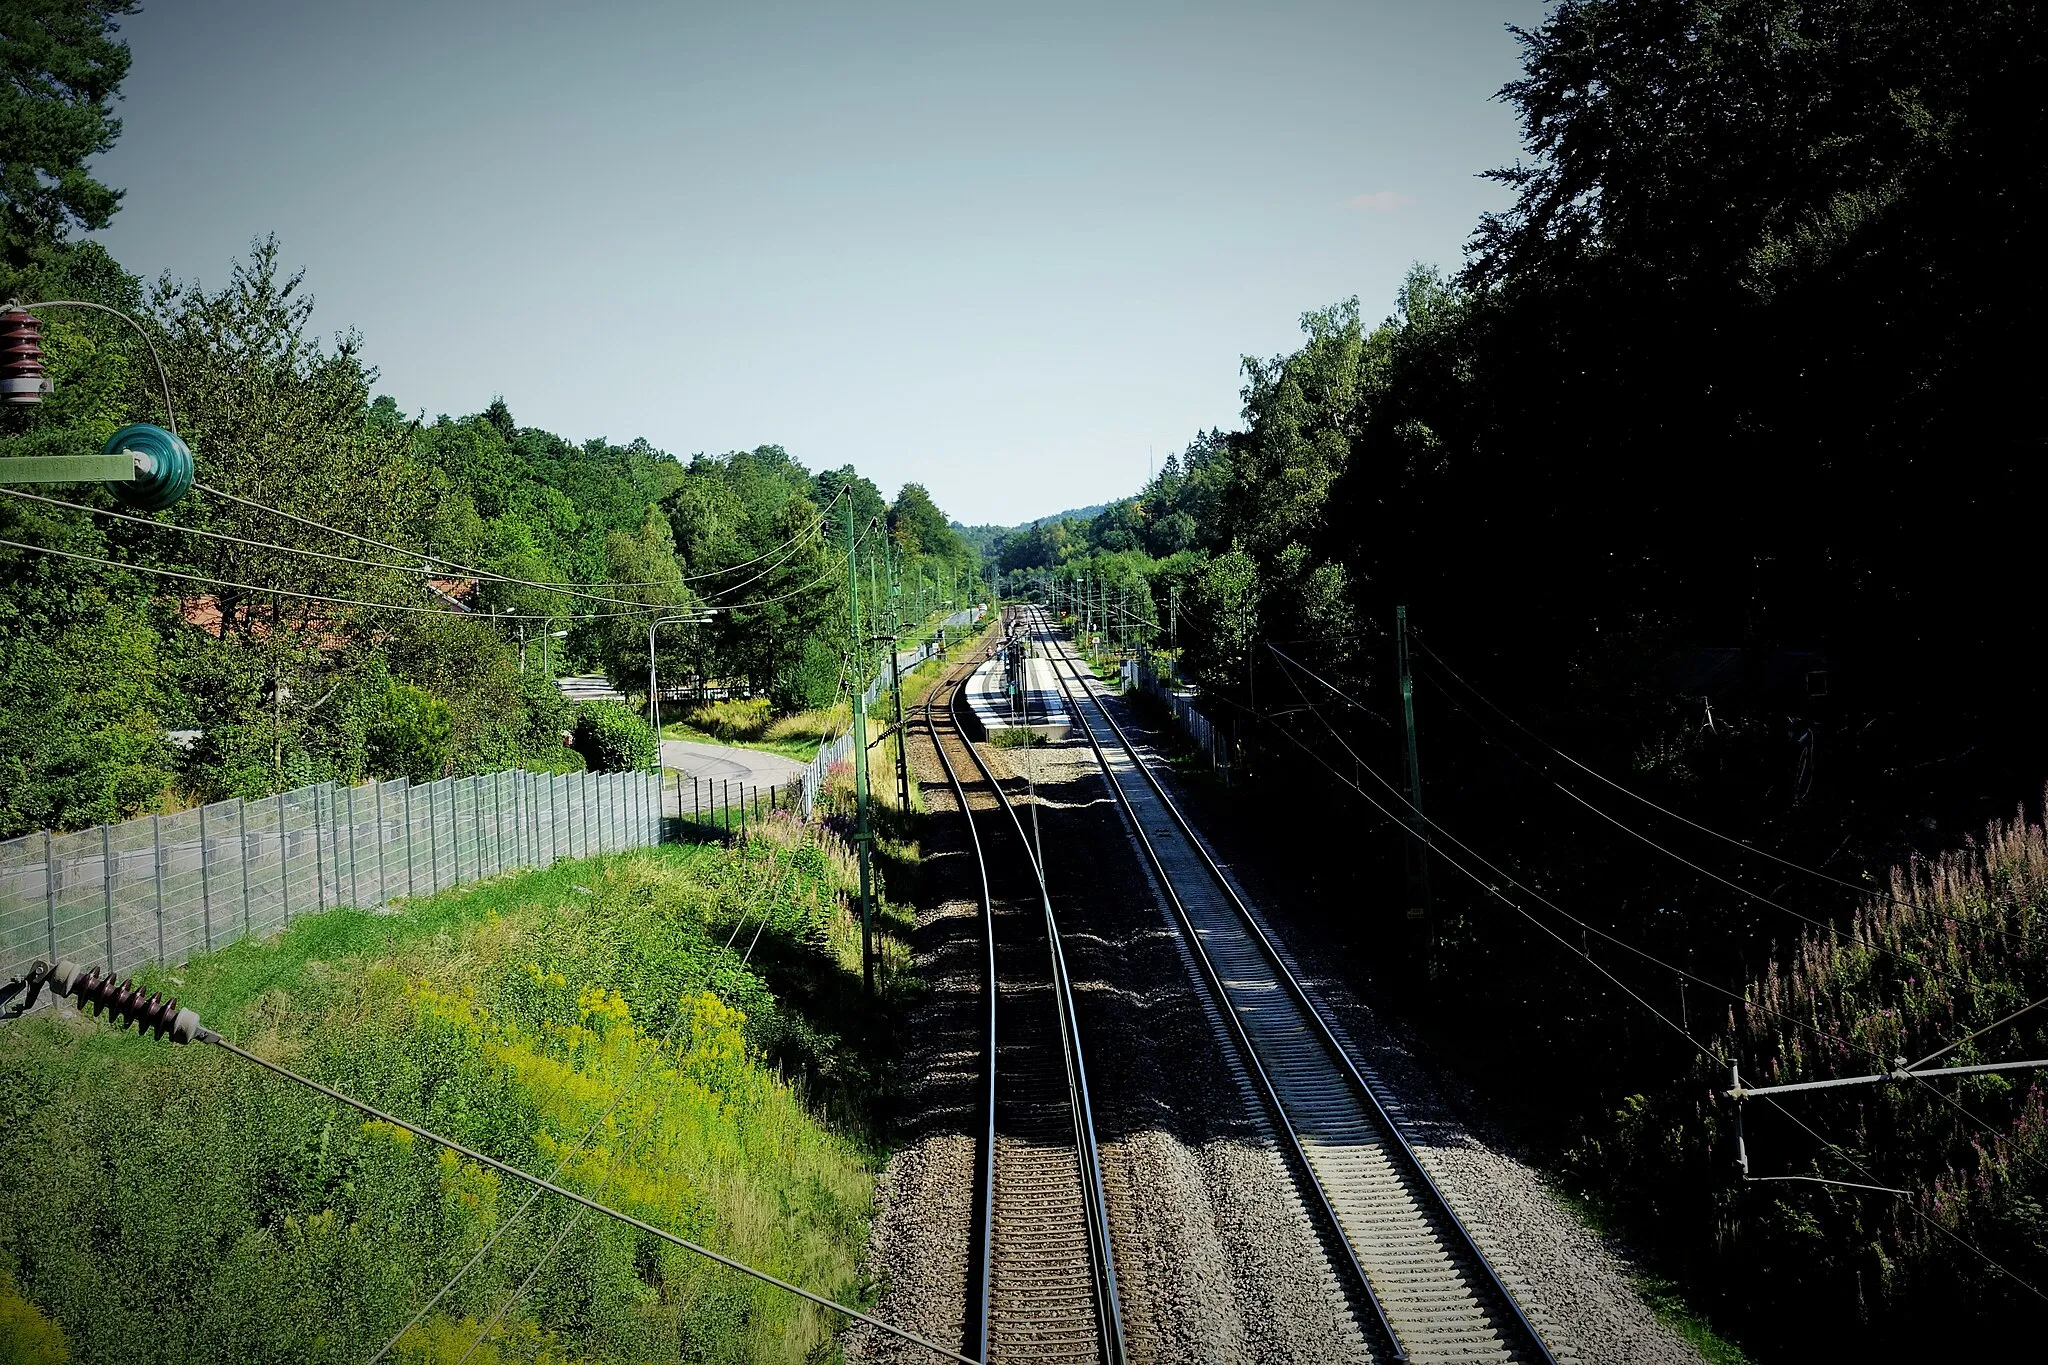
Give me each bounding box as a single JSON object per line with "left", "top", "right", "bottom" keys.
{"left": 922, "top": 663, "right": 1126, "bottom": 1364}
{"left": 1033, "top": 608, "right": 1558, "bottom": 1365}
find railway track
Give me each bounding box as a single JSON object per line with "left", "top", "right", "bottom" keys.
{"left": 1031, "top": 608, "right": 1561, "bottom": 1365}
{"left": 922, "top": 662, "right": 1126, "bottom": 1364}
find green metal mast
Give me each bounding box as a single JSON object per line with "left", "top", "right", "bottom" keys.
{"left": 1396, "top": 605, "right": 1433, "bottom": 971}
{"left": 848, "top": 500, "right": 875, "bottom": 998}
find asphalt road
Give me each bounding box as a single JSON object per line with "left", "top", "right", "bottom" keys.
{"left": 658, "top": 737, "right": 807, "bottom": 789}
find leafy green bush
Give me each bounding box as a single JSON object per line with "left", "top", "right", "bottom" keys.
{"left": 365, "top": 681, "right": 454, "bottom": 783}
{"left": 570, "top": 702, "right": 655, "bottom": 773}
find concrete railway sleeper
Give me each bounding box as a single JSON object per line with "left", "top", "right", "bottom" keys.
{"left": 922, "top": 665, "right": 1127, "bottom": 1364}
{"left": 1032, "top": 608, "right": 1560, "bottom": 1365}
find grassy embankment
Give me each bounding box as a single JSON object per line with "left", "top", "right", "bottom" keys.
{"left": 0, "top": 815, "right": 918, "bottom": 1365}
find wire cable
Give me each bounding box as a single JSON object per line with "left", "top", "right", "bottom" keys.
{"left": 367, "top": 850, "right": 806, "bottom": 1365}
{"left": 1410, "top": 632, "right": 2025, "bottom": 941}
{"left": 0, "top": 534, "right": 660, "bottom": 620}
{"left": 1, "top": 484, "right": 481, "bottom": 578}
{"left": 451, "top": 844, "right": 803, "bottom": 1361}
{"left": 193, "top": 482, "right": 670, "bottom": 610}
{"left": 1255, "top": 657, "right": 2048, "bottom": 1287}
{"left": 1260, "top": 655, "right": 1908, "bottom": 1070}
{"left": 1395, "top": 653, "right": 1978, "bottom": 990}
{"left": 11, "top": 300, "right": 178, "bottom": 436}
{"left": 1253, "top": 666, "right": 2048, "bottom": 1288}
{"left": 206, "top": 1035, "right": 972, "bottom": 1362}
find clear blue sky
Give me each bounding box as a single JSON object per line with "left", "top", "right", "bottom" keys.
{"left": 94, "top": 0, "right": 1543, "bottom": 527}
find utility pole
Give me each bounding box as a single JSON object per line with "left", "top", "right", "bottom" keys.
{"left": 1396, "top": 605, "right": 1433, "bottom": 975}
{"left": 847, "top": 501, "right": 875, "bottom": 998}
{"left": 889, "top": 640, "right": 911, "bottom": 812}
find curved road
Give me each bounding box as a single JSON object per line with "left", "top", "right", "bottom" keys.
{"left": 659, "top": 737, "right": 808, "bottom": 790}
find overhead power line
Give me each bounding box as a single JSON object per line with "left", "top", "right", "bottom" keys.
{"left": 193, "top": 482, "right": 663, "bottom": 610}
{"left": 3, "top": 960, "right": 971, "bottom": 1362}
{"left": 193, "top": 478, "right": 851, "bottom": 604}
{"left": 0, "top": 534, "right": 654, "bottom": 620}
{"left": 1409, "top": 633, "right": 2022, "bottom": 942}
{"left": 1255, "top": 654, "right": 2048, "bottom": 1273}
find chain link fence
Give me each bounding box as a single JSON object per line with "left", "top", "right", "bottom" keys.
{"left": 0, "top": 767, "right": 661, "bottom": 983}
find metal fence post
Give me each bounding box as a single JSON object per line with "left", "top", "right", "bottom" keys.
{"left": 313, "top": 785, "right": 327, "bottom": 912}
{"left": 427, "top": 781, "right": 439, "bottom": 891}
{"left": 279, "top": 791, "right": 291, "bottom": 926}
{"left": 101, "top": 824, "right": 114, "bottom": 971}
{"left": 404, "top": 782, "right": 415, "bottom": 897}
{"left": 198, "top": 803, "right": 213, "bottom": 951}
{"left": 471, "top": 775, "right": 484, "bottom": 878}
{"left": 347, "top": 784, "right": 360, "bottom": 908}
{"left": 43, "top": 830, "right": 55, "bottom": 960}
{"left": 152, "top": 813, "right": 166, "bottom": 962}
{"left": 374, "top": 782, "right": 386, "bottom": 905}
{"left": 238, "top": 797, "right": 252, "bottom": 936}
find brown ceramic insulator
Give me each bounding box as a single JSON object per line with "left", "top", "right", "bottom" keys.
{"left": 1, "top": 309, "right": 49, "bottom": 404}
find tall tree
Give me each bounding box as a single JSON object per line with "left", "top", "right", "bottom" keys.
{"left": 0, "top": 0, "right": 138, "bottom": 268}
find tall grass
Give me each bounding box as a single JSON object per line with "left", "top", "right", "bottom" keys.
{"left": 0, "top": 828, "right": 893, "bottom": 1365}
{"left": 1591, "top": 790, "right": 2048, "bottom": 1351}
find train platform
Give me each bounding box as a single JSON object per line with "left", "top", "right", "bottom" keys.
{"left": 964, "top": 653, "right": 1070, "bottom": 740}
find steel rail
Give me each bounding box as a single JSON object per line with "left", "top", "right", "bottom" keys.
{"left": 1036, "top": 609, "right": 1558, "bottom": 1365}
{"left": 920, "top": 669, "right": 998, "bottom": 1364}
{"left": 922, "top": 653, "right": 1127, "bottom": 1363}
{"left": 951, "top": 675, "right": 1128, "bottom": 1364}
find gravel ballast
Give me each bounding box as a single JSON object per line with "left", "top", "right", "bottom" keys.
{"left": 854, "top": 655, "right": 1711, "bottom": 1363}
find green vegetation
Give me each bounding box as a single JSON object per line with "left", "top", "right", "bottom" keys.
{"left": 0, "top": 817, "right": 915, "bottom": 1363}
{"left": 980, "top": 3, "right": 2048, "bottom": 1354}
{"left": 0, "top": 9, "right": 980, "bottom": 838}
{"left": 571, "top": 701, "right": 656, "bottom": 774}
{"left": 1576, "top": 805, "right": 2048, "bottom": 1351}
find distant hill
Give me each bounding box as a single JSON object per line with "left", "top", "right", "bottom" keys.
{"left": 952, "top": 502, "right": 1113, "bottom": 556}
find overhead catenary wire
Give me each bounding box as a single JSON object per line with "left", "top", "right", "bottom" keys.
{"left": 1, "top": 509, "right": 873, "bottom": 628}
{"left": 1404, "top": 657, "right": 1984, "bottom": 991}
{"left": 1279, "top": 652, "right": 2048, "bottom": 1207}
{"left": 0, "top": 533, "right": 663, "bottom": 620}
{"left": 1, "top": 483, "right": 511, "bottom": 579}
{"left": 1410, "top": 632, "right": 2038, "bottom": 947}
{"left": 1396, "top": 646, "right": 2048, "bottom": 1093}
{"left": 1253, "top": 653, "right": 2048, "bottom": 1283}
{"left": 1287, "top": 635, "right": 1982, "bottom": 991}
{"left": 1259, "top": 653, "right": 1907, "bottom": 1072}
{"left": 193, "top": 482, "right": 662, "bottom": 609}
{"left": 187, "top": 479, "right": 854, "bottom": 608}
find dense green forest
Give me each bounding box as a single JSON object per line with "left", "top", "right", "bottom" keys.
{"left": 991, "top": 1, "right": 2048, "bottom": 1355}
{"left": 0, "top": 8, "right": 976, "bottom": 840}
